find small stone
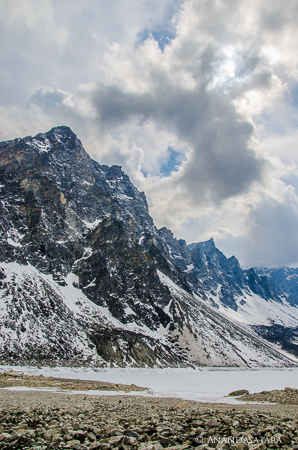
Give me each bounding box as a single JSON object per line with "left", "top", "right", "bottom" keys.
{"left": 253, "top": 431, "right": 262, "bottom": 439}
{"left": 272, "top": 433, "right": 291, "bottom": 446}
{"left": 124, "top": 429, "right": 139, "bottom": 439}
{"left": 86, "top": 431, "right": 97, "bottom": 441}
{"left": 228, "top": 390, "right": 249, "bottom": 396}
{"left": 64, "top": 439, "right": 82, "bottom": 448}
{"left": 16, "top": 422, "right": 28, "bottom": 430}
{"left": 139, "top": 434, "right": 149, "bottom": 442}
{"left": 2, "top": 370, "right": 21, "bottom": 377}
{"left": 139, "top": 443, "right": 163, "bottom": 450}
{"left": 106, "top": 427, "right": 123, "bottom": 437}
{"left": 235, "top": 444, "right": 248, "bottom": 450}
{"left": 70, "top": 430, "right": 87, "bottom": 442}
{"left": 89, "top": 444, "right": 105, "bottom": 450}
{"left": 271, "top": 425, "right": 282, "bottom": 434}
{"left": 89, "top": 427, "right": 102, "bottom": 437}
{"left": 43, "top": 429, "right": 53, "bottom": 440}
{"left": 119, "top": 445, "right": 131, "bottom": 450}
{"left": 49, "top": 419, "right": 59, "bottom": 426}
{"left": 0, "top": 433, "right": 12, "bottom": 442}
{"left": 159, "top": 435, "right": 175, "bottom": 446}
{"left": 122, "top": 435, "right": 137, "bottom": 445}
{"left": 248, "top": 444, "right": 266, "bottom": 450}
{"left": 204, "top": 418, "right": 219, "bottom": 427}
{"left": 109, "top": 435, "right": 123, "bottom": 445}
{"left": 167, "top": 446, "right": 191, "bottom": 450}
{"left": 65, "top": 434, "right": 73, "bottom": 441}
{"left": 27, "top": 430, "right": 36, "bottom": 439}
{"left": 216, "top": 445, "right": 233, "bottom": 450}
{"left": 222, "top": 416, "right": 231, "bottom": 425}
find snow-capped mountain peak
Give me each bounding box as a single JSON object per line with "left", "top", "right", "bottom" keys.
{"left": 0, "top": 126, "right": 297, "bottom": 367}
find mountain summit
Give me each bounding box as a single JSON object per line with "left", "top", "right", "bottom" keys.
{"left": 0, "top": 126, "right": 297, "bottom": 367}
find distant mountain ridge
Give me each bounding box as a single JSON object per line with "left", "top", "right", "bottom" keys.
{"left": 165, "top": 232, "right": 298, "bottom": 356}
{"left": 0, "top": 126, "right": 297, "bottom": 367}
{"left": 255, "top": 266, "right": 298, "bottom": 306}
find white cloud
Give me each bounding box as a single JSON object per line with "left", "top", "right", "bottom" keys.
{"left": 1, "top": 0, "right": 298, "bottom": 267}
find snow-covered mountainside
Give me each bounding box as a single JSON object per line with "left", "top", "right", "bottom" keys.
{"left": 251, "top": 267, "right": 298, "bottom": 356}
{"left": 0, "top": 126, "right": 297, "bottom": 367}
{"left": 178, "top": 237, "right": 298, "bottom": 357}
{"left": 255, "top": 267, "right": 298, "bottom": 306}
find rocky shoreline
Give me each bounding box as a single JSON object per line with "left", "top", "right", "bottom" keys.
{"left": 0, "top": 391, "right": 298, "bottom": 449}
{"left": 0, "top": 371, "right": 298, "bottom": 449}
{"left": 0, "top": 371, "right": 145, "bottom": 393}
{"left": 238, "top": 388, "right": 298, "bottom": 405}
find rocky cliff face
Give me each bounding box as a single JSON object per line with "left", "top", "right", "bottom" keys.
{"left": 182, "top": 238, "right": 298, "bottom": 358}
{"left": 0, "top": 126, "right": 297, "bottom": 367}
{"left": 255, "top": 267, "right": 298, "bottom": 306}
{"left": 251, "top": 267, "right": 298, "bottom": 355}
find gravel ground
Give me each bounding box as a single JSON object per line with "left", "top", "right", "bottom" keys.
{"left": 1, "top": 373, "right": 298, "bottom": 449}
{"left": 0, "top": 390, "right": 298, "bottom": 449}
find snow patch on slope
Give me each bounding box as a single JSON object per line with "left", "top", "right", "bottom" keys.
{"left": 157, "top": 270, "right": 297, "bottom": 367}
{"left": 0, "top": 263, "right": 174, "bottom": 366}
{"left": 7, "top": 238, "right": 22, "bottom": 248}
{"left": 208, "top": 290, "right": 298, "bottom": 327}
{"left": 27, "top": 137, "right": 51, "bottom": 153}
{"left": 0, "top": 262, "right": 102, "bottom": 364}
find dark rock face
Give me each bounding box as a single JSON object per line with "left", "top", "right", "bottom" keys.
{"left": 183, "top": 239, "right": 298, "bottom": 358}
{"left": 0, "top": 126, "right": 189, "bottom": 366}
{"left": 251, "top": 324, "right": 298, "bottom": 357}
{"left": 190, "top": 238, "right": 285, "bottom": 306}
{"left": 0, "top": 126, "right": 296, "bottom": 367}
{"left": 158, "top": 232, "right": 284, "bottom": 311}
{"left": 252, "top": 268, "right": 298, "bottom": 357}
{"left": 256, "top": 267, "right": 298, "bottom": 306}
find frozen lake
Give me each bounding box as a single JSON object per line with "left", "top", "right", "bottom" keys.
{"left": 1, "top": 365, "right": 298, "bottom": 403}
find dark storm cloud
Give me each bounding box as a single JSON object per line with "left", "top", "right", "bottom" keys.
{"left": 89, "top": 61, "right": 265, "bottom": 205}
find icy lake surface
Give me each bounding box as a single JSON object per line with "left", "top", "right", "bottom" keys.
{"left": 1, "top": 366, "right": 298, "bottom": 403}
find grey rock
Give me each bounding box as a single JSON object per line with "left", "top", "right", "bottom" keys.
{"left": 0, "top": 126, "right": 296, "bottom": 368}
{"left": 108, "top": 435, "right": 124, "bottom": 445}
{"left": 124, "top": 429, "right": 139, "bottom": 439}
{"left": 272, "top": 432, "right": 291, "bottom": 446}
{"left": 0, "top": 433, "right": 12, "bottom": 442}
{"left": 205, "top": 418, "right": 219, "bottom": 427}
{"left": 139, "top": 443, "right": 164, "bottom": 450}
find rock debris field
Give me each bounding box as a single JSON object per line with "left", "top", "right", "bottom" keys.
{"left": 0, "top": 371, "right": 145, "bottom": 393}
{"left": 1, "top": 371, "right": 298, "bottom": 449}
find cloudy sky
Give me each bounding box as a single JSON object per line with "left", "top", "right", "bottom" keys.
{"left": 1, "top": 0, "right": 298, "bottom": 268}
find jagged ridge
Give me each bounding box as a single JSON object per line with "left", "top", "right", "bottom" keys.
{"left": 0, "top": 126, "right": 297, "bottom": 367}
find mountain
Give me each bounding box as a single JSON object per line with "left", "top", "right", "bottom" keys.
{"left": 186, "top": 239, "right": 298, "bottom": 357}
{"left": 0, "top": 126, "right": 297, "bottom": 368}
{"left": 252, "top": 267, "right": 298, "bottom": 355}
{"left": 255, "top": 267, "right": 298, "bottom": 306}
{"left": 157, "top": 227, "right": 298, "bottom": 358}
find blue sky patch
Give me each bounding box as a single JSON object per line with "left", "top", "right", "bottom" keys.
{"left": 137, "top": 28, "right": 175, "bottom": 51}
{"left": 160, "top": 148, "right": 182, "bottom": 176}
